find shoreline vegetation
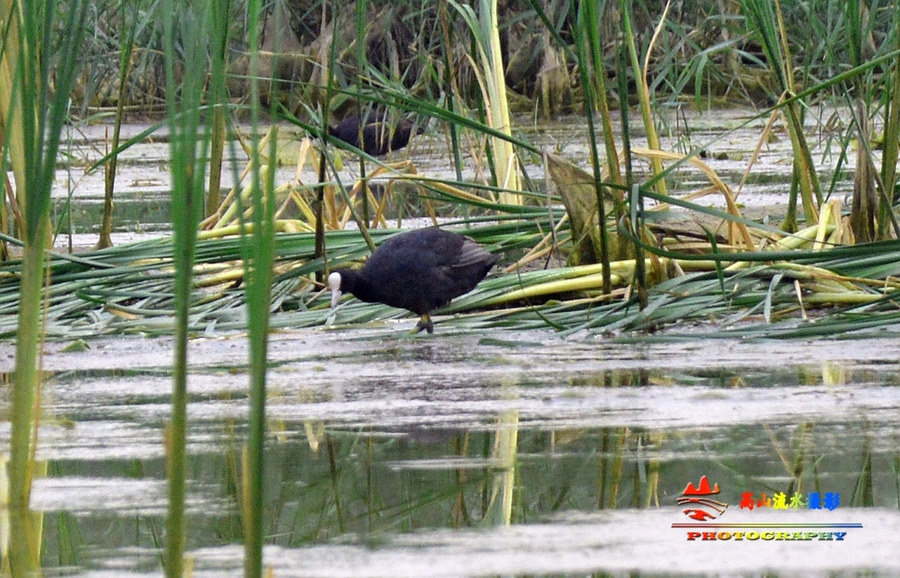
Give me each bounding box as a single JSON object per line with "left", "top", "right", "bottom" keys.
{"left": 2, "top": 1, "right": 900, "bottom": 338}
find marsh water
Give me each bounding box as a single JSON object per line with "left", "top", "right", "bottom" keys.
{"left": 2, "top": 107, "right": 899, "bottom": 577}
{"left": 7, "top": 329, "right": 900, "bottom": 577}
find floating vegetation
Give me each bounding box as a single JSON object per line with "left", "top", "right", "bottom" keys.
{"left": 3, "top": 191, "right": 900, "bottom": 340}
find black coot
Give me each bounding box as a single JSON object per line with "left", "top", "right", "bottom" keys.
{"left": 328, "top": 111, "right": 418, "bottom": 156}
{"left": 328, "top": 228, "right": 500, "bottom": 333}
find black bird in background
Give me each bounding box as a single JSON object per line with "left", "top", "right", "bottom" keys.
{"left": 328, "top": 110, "right": 421, "bottom": 156}
{"left": 328, "top": 228, "right": 500, "bottom": 334}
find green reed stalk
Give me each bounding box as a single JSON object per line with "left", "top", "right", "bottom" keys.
{"left": 450, "top": 0, "right": 521, "bottom": 203}
{"left": 313, "top": 0, "right": 347, "bottom": 278}
{"left": 354, "top": 0, "right": 370, "bottom": 227}
{"left": 242, "top": 0, "right": 276, "bottom": 575}
{"left": 844, "top": 1, "right": 876, "bottom": 243}
{"left": 439, "top": 0, "right": 466, "bottom": 185}
{"left": 162, "top": 1, "right": 211, "bottom": 575}
{"left": 581, "top": 0, "right": 620, "bottom": 185}
{"left": 742, "top": 0, "right": 821, "bottom": 229}
{"left": 616, "top": 30, "right": 639, "bottom": 306}
{"left": 3, "top": 0, "right": 87, "bottom": 574}
{"left": 97, "top": 0, "right": 140, "bottom": 250}
{"left": 573, "top": 0, "right": 611, "bottom": 292}
{"left": 483, "top": 0, "right": 520, "bottom": 199}
{"left": 206, "top": 0, "right": 232, "bottom": 219}
{"left": 621, "top": 0, "right": 667, "bottom": 194}
{"left": 878, "top": 6, "right": 900, "bottom": 240}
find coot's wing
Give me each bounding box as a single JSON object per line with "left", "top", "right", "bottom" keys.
{"left": 447, "top": 236, "right": 496, "bottom": 269}
{"left": 433, "top": 236, "right": 499, "bottom": 305}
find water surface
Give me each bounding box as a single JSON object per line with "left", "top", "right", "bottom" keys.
{"left": 3, "top": 327, "right": 898, "bottom": 577}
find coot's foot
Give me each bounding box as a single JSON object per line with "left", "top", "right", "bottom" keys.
{"left": 413, "top": 314, "right": 434, "bottom": 334}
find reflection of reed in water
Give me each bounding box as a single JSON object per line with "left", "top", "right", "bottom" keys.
{"left": 485, "top": 409, "right": 520, "bottom": 526}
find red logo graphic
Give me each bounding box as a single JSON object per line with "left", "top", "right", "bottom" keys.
{"left": 677, "top": 476, "right": 728, "bottom": 521}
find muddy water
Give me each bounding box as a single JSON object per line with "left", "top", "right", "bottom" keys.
{"left": 2, "top": 327, "right": 898, "bottom": 577}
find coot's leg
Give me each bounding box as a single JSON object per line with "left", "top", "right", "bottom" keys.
{"left": 413, "top": 314, "right": 434, "bottom": 334}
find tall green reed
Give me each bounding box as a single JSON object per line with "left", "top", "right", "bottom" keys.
{"left": 621, "top": 0, "right": 668, "bottom": 195}
{"left": 161, "top": 0, "right": 213, "bottom": 575}
{"left": 525, "top": 0, "right": 619, "bottom": 285}
{"left": 572, "top": 0, "right": 612, "bottom": 291}
{"left": 844, "top": 1, "right": 876, "bottom": 243}
{"left": 880, "top": 6, "right": 900, "bottom": 240}
{"left": 742, "top": 0, "right": 822, "bottom": 231}
{"left": 206, "top": 0, "right": 233, "bottom": 219}
{"left": 450, "top": 0, "right": 521, "bottom": 203}
{"left": 97, "top": 0, "right": 142, "bottom": 250}
{"left": 353, "top": 0, "right": 371, "bottom": 226}
{"left": 241, "top": 0, "right": 278, "bottom": 575}
{"left": 580, "top": 0, "right": 620, "bottom": 186}
{"left": 2, "top": 0, "right": 87, "bottom": 574}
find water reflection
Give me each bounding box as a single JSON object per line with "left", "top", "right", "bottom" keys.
{"left": 2, "top": 333, "right": 899, "bottom": 576}
{"left": 29, "top": 420, "right": 900, "bottom": 575}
